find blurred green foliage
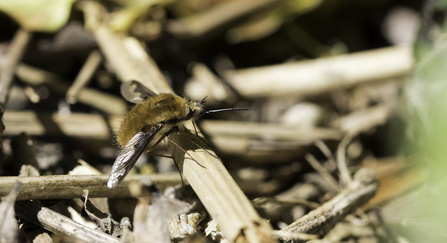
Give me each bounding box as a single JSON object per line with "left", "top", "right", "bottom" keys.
{"left": 0, "top": 0, "right": 75, "bottom": 32}
{"left": 405, "top": 0, "right": 447, "bottom": 241}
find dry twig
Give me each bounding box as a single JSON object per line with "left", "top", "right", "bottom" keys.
{"left": 280, "top": 168, "right": 378, "bottom": 240}
{"left": 330, "top": 105, "right": 391, "bottom": 134}
{"left": 0, "top": 29, "right": 32, "bottom": 113}
{"left": 0, "top": 173, "right": 181, "bottom": 200}
{"left": 2, "top": 110, "right": 112, "bottom": 140}
{"left": 223, "top": 45, "right": 412, "bottom": 98}
{"left": 336, "top": 134, "right": 355, "bottom": 186}
{"left": 167, "top": 0, "right": 278, "bottom": 38}
{"left": 304, "top": 153, "right": 339, "bottom": 192}
{"left": 0, "top": 29, "right": 32, "bottom": 164}
{"left": 15, "top": 64, "right": 127, "bottom": 115}
{"left": 66, "top": 49, "right": 103, "bottom": 104}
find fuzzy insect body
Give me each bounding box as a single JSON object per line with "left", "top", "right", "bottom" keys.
{"left": 107, "top": 81, "right": 247, "bottom": 189}
{"left": 117, "top": 93, "right": 204, "bottom": 148}
{"left": 108, "top": 92, "right": 205, "bottom": 189}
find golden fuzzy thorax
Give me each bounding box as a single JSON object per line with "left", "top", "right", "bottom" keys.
{"left": 117, "top": 93, "right": 204, "bottom": 148}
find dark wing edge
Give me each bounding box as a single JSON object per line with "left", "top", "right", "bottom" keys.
{"left": 107, "top": 124, "right": 162, "bottom": 189}
{"left": 121, "top": 80, "right": 158, "bottom": 104}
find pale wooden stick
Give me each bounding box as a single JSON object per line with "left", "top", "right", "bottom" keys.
{"left": 0, "top": 173, "right": 181, "bottom": 200}
{"left": 66, "top": 49, "right": 102, "bottom": 104}
{"left": 280, "top": 168, "right": 378, "bottom": 238}
{"left": 0, "top": 29, "right": 32, "bottom": 112}
{"left": 253, "top": 183, "right": 319, "bottom": 222}
{"left": 15, "top": 201, "right": 119, "bottom": 243}
{"left": 3, "top": 110, "right": 342, "bottom": 143}
{"left": 314, "top": 140, "right": 337, "bottom": 171}
{"left": 304, "top": 153, "right": 340, "bottom": 192}
{"left": 0, "top": 29, "right": 32, "bottom": 171}
{"left": 199, "top": 120, "right": 342, "bottom": 141}
{"left": 223, "top": 45, "right": 413, "bottom": 98}
{"left": 273, "top": 230, "right": 318, "bottom": 242}
{"left": 83, "top": 3, "right": 275, "bottom": 239}
{"left": 92, "top": 26, "right": 172, "bottom": 93}
{"left": 15, "top": 64, "right": 127, "bottom": 115}
{"left": 2, "top": 110, "right": 342, "bottom": 164}
{"left": 167, "top": 0, "right": 277, "bottom": 38}
{"left": 184, "top": 63, "right": 232, "bottom": 103}
{"left": 2, "top": 110, "right": 112, "bottom": 140}
{"left": 337, "top": 133, "right": 355, "bottom": 186}
{"left": 330, "top": 105, "right": 391, "bottom": 134}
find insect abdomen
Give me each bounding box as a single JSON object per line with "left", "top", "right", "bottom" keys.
{"left": 116, "top": 93, "right": 188, "bottom": 148}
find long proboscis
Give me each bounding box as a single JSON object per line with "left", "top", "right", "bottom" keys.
{"left": 205, "top": 108, "right": 249, "bottom": 114}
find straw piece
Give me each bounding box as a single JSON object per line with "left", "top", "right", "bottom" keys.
{"left": 280, "top": 168, "right": 378, "bottom": 239}
{"left": 223, "top": 45, "right": 412, "bottom": 98}
{"left": 0, "top": 173, "right": 181, "bottom": 200}
{"left": 66, "top": 49, "right": 102, "bottom": 104}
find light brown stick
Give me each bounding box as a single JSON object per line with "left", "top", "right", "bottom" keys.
{"left": 280, "top": 168, "right": 378, "bottom": 239}
{"left": 93, "top": 26, "right": 172, "bottom": 93}
{"left": 3, "top": 110, "right": 343, "bottom": 143}
{"left": 167, "top": 0, "right": 277, "bottom": 38}
{"left": 2, "top": 110, "right": 343, "bottom": 164}
{"left": 304, "top": 153, "right": 339, "bottom": 192}
{"left": 66, "top": 49, "right": 102, "bottom": 104}
{"left": 330, "top": 105, "right": 391, "bottom": 134}
{"left": 0, "top": 29, "right": 31, "bottom": 166}
{"left": 15, "top": 64, "right": 127, "bottom": 115}
{"left": 337, "top": 133, "right": 355, "bottom": 186}
{"left": 2, "top": 110, "right": 112, "bottom": 140}
{"left": 223, "top": 45, "right": 412, "bottom": 98}
{"left": 0, "top": 29, "right": 32, "bottom": 112}
{"left": 199, "top": 120, "right": 342, "bottom": 141}
{"left": 0, "top": 173, "right": 181, "bottom": 200}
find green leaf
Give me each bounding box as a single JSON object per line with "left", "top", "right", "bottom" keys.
{"left": 0, "top": 0, "right": 75, "bottom": 32}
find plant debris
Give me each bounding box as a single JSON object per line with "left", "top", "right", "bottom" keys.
{"left": 0, "top": 0, "right": 441, "bottom": 242}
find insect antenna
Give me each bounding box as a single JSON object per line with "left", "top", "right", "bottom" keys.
{"left": 167, "top": 137, "right": 206, "bottom": 168}
{"left": 201, "top": 96, "right": 208, "bottom": 104}
{"left": 205, "top": 108, "right": 249, "bottom": 114}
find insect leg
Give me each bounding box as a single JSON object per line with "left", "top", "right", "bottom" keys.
{"left": 175, "top": 127, "right": 222, "bottom": 162}
{"left": 144, "top": 133, "right": 168, "bottom": 154}
{"left": 146, "top": 153, "right": 173, "bottom": 159}
{"left": 167, "top": 136, "right": 206, "bottom": 168}
{"left": 171, "top": 156, "right": 185, "bottom": 187}
{"left": 192, "top": 121, "right": 216, "bottom": 150}
{"left": 147, "top": 151, "right": 184, "bottom": 187}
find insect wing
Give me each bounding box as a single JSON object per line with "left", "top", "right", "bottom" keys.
{"left": 107, "top": 124, "right": 162, "bottom": 189}
{"left": 121, "top": 80, "right": 157, "bottom": 103}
